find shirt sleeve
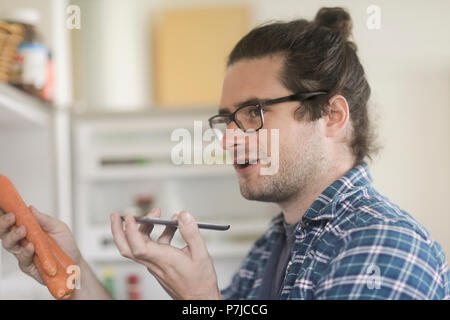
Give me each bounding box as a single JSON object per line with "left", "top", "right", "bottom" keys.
{"left": 314, "top": 224, "right": 449, "bottom": 300}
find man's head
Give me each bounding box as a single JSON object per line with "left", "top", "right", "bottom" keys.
{"left": 217, "top": 7, "right": 377, "bottom": 203}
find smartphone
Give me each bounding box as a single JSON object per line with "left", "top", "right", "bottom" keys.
{"left": 120, "top": 216, "right": 230, "bottom": 231}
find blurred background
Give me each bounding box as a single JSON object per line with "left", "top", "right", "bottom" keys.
{"left": 0, "top": 0, "right": 448, "bottom": 299}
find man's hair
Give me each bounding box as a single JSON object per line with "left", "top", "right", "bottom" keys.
{"left": 227, "top": 7, "right": 378, "bottom": 164}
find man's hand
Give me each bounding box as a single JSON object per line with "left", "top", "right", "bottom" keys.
{"left": 0, "top": 205, "right": 82, "bottom": 285}
{"left": 110, "top": 207, "right": 222, "bottom": 300}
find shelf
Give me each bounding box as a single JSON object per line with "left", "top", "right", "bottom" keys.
{"left": 82, "top": 165, "right": 236, "bottom": 181}
{"left": 0, "top": 83, "right": 52, "bottom": 129}
{"left": 72, "top": 106, "right": 218, "bottom": 120}
{"left": 84, "top": 241, "right": 254, "bottom": 263}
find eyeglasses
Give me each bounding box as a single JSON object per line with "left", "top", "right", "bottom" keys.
{"left": 208, "top": 91, "right": 328, "bottom": 139}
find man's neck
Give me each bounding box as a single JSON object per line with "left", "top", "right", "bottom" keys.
{"left": 279, "top": 161, "right": 355, "bottom": 225}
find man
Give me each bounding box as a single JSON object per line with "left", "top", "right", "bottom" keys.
{"left": 0, "top": 7, "right": 448, "bottom": 300}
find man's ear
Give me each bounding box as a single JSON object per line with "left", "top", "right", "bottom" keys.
{"left": 323, "top": 95, "right": 350, "bottom": 138}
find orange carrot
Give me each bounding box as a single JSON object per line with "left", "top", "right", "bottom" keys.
{"left": 46, "top": 234, "right": 74, "bottom": 271}
{"left": 34, "top": 250, "right": 75, "bottom": 300}
{"left": 0, "top": 175, "right": 76, "bottom": 299}
{"left": 45, "top": 234, "right": 77, "bottom": 299}
{"left": 10, "top": 229, "right": 75, "bottom": 299}
{"left": 0, "top": 175, "right": 57, "bottom": 276}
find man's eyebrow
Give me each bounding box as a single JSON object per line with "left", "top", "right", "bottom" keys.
{"left": 218, "top": 96, "right": 261, "bottom": 115}
{"left": 218, "top": 108, "right": 230, "bottom": 115}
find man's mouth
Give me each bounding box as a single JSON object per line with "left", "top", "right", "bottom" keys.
{"left": 234, "top": 159, "right": 260, "bottom": 174}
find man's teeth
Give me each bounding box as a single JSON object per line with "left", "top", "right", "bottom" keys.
{"left": 236, "top": 159, "right": 258, "bottom": 166}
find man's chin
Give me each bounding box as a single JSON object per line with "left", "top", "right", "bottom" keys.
{"left": 239, "top": 182, "right": 271, "bottom": 202}
{"left": 238, "top": 175, "right": 295, "bottom": 203}
{"left": 238, "top": 181, "right": 257, "bottom": 200}
{"left": 240, "top": 190, "right": 278, "bottom": 203}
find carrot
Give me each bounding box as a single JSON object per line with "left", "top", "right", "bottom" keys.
{"left": 46, "top": 234, "right": 74, "bottom": 271}
{"left": 0, "top": 175, "right": 76, "bottom": 299}
{"left": 0, "top": 175, "right": 57, "bottom": 276}
{"left": 45, "top": 234, "right": 77, "bottom": 299}
{"left": 10, "top": 228, "right": 75, "bottom": 299}
{"left": 34, "top": 250, "right": 75, "bottom": 300}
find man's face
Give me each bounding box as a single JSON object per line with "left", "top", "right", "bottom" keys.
{"left": 219, "top": 55, "right": 328, "bottom": 203}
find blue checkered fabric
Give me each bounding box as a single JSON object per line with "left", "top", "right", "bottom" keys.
{"left": 220, "top": 163, "right": 450, "bottom": 299}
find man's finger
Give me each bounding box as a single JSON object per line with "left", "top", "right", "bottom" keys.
{"left": 17, "top": 242, "right": 35, "bottom": 268}
{"left": 177, "top": 211, "right": 208, "bottom": 260}
{"left": 124, "top": 214, "right": 160, "bottom": 261}
{"left": 138, "top": 207, "right": 161, "bottom": 240}
{"left": 157, "top": 214, "right": 178, "bottom": 245}
{"left": 110, "top": 213, "right": 133, "bottom": 258}
{"left": 29, "top": 206, "right": 63, "bottom": 233}
{"left": 2, "top": 225, "right": 26, "bottom": 253}
{"left": 0, "top": 212, "right": 15, "bottom": 238}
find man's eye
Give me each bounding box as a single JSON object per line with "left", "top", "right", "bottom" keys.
{"left": 247, "top": 107, "right": 260, "bottom": 117}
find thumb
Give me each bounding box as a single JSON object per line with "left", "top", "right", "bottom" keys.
{"left": 29, "top": 206, "right": 61, "bottom": 233}
{"left": 177, "top": 211, "right": 208, "bottom": 260}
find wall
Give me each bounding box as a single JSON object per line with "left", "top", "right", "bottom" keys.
{"left": 71, "top": 0, "right": 151, "bottom": 111}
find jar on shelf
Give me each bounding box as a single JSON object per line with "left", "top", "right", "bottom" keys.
{"left": 135, "top": 194, "right": 154, "bottom": 216}
{"left": 15, "top": 42, "right": 48, "bottom": 95}
{"left": 127, "top": 274, "right": 141, "bottom": 300}
{"left": 4, "top": 8, "right": 49, "bottom": 97}
{"left": 102, "top": 267, "right": 116, "bottom": 299}
{"left": 0, "top": 22, "right": 24, "bottom": 83}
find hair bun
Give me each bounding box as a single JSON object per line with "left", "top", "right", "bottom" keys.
{"left": 314, "top": 7, "right": 353, "bottom": 40}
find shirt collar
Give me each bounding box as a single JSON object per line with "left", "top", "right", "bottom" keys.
{"left": 270, "top": 162, "right": 373, "bottom": 229}
{"left": 303, "top": 162, "right": 373, "bottom": 222}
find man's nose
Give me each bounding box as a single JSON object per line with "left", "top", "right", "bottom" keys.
{"left": 222, "top": 121, "right": 240, "bottom": 151}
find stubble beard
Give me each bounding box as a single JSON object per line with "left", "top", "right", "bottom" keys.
{"left": 238, "top": 133, "right": 326, "bottom": 204}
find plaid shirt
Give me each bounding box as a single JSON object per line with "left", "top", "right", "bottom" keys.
{"left": 221, "top": 163, "right": 450, "bottom": 299}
